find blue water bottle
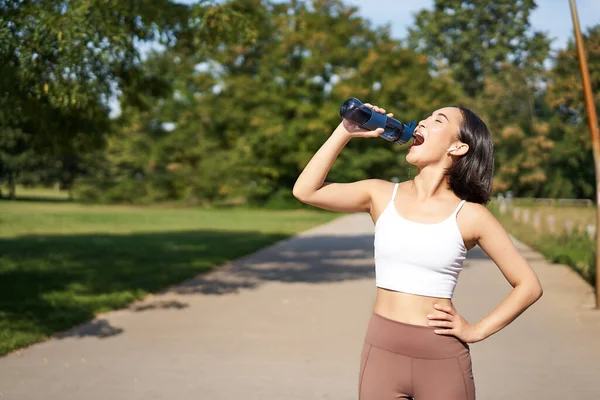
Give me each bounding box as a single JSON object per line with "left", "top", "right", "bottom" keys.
{"left": 339, "top": 98, "right": 417, "bottom": 144}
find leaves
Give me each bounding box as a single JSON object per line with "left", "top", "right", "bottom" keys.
{"left": 3, "top": 0, "right": 599, "bottom": 203}
{"left": 408, "top": 0, "right": 550, "bottom": 97}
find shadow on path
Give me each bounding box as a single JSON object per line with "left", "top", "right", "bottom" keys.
{"left": 1, "top": 225, "right": 515, "bottom": 347}
{"left": 173, "top": 233, "right": 377, "bottom": 295}
{"left": 55, "top": 319, "right": 124, "bottom": 339}
{"left": 0, "top": 229, "right": 375, "bottom": 346}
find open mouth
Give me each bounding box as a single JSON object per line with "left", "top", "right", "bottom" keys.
{"left": 412, "top": 132, "right": 425, "bottom": 146}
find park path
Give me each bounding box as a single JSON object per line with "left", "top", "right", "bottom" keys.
{"left": 1, "top": 213, "right": 599, "bottom": 400}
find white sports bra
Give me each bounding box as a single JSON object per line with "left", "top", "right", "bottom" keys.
{"left": 374, "top": 183, "right": 467, "bottom": 299}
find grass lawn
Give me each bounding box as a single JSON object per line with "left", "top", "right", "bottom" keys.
{"left": 0, "top": 199, "right": 338, "bottom": 355}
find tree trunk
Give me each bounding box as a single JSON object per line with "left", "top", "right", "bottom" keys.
{"left": 8, "top": 172, "right": 16, "bottom": 200}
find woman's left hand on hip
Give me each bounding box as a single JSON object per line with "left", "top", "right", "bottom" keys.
{"left": 427, "top": 303, "right": 483, "bottom": 343}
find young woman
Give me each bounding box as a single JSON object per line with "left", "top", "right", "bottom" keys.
{"left": 292, "top": 103, "right": 543, "bottom": 400}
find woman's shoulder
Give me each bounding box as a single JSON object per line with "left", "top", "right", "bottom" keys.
{"left": 454, "top": 201, "right": 499, "bottom": 248}
{"left": 370, "top": 179, "right": 411, "bottom": 197}
{"left": 360, "top": 178, "right": 399, "bottom": 192}
{"left": 458, "top": 200, "right": 497, "bottom": 229}
{"left": 361, "top": 179, "right": 404, "bottom": 209}
{"left": 460, "top": 200, "right": 492, "bottom": 216}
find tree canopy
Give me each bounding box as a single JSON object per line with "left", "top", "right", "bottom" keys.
{"left": 1, "top": 0, "right": 598, "bottom": 203}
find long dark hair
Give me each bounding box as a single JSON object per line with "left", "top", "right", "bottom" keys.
{"left": 444, "top": 107, "right": 494, "bottom": 204}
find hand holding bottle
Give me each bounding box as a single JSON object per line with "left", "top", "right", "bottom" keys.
{"left": 335, "top": 103, "right": 392, "bottom": 139}
{"left": 338, "top": 97, "right": 417, "bottom": 144}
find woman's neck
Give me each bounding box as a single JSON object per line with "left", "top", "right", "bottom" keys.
{"left": 411, "top": 166, "right": 453, "bottom": 201}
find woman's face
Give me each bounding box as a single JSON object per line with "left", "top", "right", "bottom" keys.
{"left": 406, "top": 107, "right": 465, "bottom": 167}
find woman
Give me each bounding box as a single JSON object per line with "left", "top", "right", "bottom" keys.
{"left": 292, "top": 103, "right": 543, "bottom": 400}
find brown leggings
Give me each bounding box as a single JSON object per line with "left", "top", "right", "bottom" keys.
{"left": 359, "top": 312, "right": 475, "bottom": 400}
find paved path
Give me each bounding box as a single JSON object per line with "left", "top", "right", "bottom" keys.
{"left": 1, "top": 213, "right": 599, "bottom": 400}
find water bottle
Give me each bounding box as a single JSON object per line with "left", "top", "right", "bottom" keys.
{"left": 339, "top": 98, "right": 417, "bottom": 144}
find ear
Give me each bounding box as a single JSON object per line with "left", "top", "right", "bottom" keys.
{"left": 448, "top": 143, "right": 469, "bottom": 156}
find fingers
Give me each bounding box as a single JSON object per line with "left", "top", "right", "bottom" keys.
{"left": 429, "top": 320, "right": 453, "bottom": 328}
{"left": 362, "top": 103, "right": 387, "bottom": 114}
{"left": 429, "top": 303, "right": 461, "bottom": 335}
{"left": 427, "top": 312, "right": 453, "bottom": 321}
{"left": 434, "top": 304, "right": 455, "bottom": 314}
{"left": 362, "top": 127, "right": 384, "bottom": 138}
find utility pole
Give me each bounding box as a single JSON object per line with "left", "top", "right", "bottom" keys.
{"left": 569, "top": 0, "right": 600, "bottom": 308}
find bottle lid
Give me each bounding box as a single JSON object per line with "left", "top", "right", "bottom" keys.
{"left": 396, "top": 120, "right": 417, "bottom": 144}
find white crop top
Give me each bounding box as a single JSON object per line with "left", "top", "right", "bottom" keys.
{"left": 374, "top": 183, "right": 467, "bottom": 299}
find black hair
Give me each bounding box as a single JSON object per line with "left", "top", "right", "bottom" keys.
{"left": 444, "top": 107, "right": 494, "bottom": 204}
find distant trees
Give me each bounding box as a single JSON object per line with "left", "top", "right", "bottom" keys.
{"left": 78, "top": 0, "right": 463, "bottom": 204}
{"left": 2, "top": 0, "right": 599, "bottom": 203}
{"left": 543, "top": 25, "right": 600, "bottom": 199}
{"left": 409, "top": 0, "right": 600, "bottom": 199}
{"left": 0, "top": 0, "right": 253, "bottom": 198}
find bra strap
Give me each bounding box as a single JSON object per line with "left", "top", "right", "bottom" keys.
{"left": 391, "top": 183, "right": 399, "bottom": 202}
{"left": 453, "top": 199, "right": 467, "bottom": 216}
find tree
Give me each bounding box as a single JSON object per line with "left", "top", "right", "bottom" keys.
{"left": 0, "top": 0, "right": 256, "bottom": 197}
{"left": 470, "top": 64, "right": 553, "bottom": 196}
{"left": 83, "top": 0, "right": 464, "bottom": 205}
{"left": 158, "top": 0, "right": 462, "bottom": 204}
{"left": 408, "top": 0, "right": 550, "bottom": 97}
{"left": 543, "top": 25, "right": 600, "bottom": 199}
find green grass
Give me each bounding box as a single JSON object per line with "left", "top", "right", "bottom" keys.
{"left": 489, "top": 201, "right": 596, "bottom": 288}
{"left": 1, "top": 185, "right": 71, "bottom": 201}
{"left": 0, "top": 200, "right": 338, "bottom": 355}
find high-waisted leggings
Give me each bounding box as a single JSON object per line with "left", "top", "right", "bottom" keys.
{"left": 359, "top": 312, "right": 475, "bottom": 400}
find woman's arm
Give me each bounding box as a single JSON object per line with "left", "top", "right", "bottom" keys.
{"left": 292, "top": 105, "right": 389, "bottom": 213}
{"left": 470, "top": 204, "right": 544, "bottom": 341}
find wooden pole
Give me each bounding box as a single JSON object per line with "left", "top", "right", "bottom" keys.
{"left": 569, "top": 0, "right": 600, "bottom": 309}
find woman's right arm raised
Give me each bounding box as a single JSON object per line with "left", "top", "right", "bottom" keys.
{"left": 292, "top": 104, "right": 392, "bottom": 213}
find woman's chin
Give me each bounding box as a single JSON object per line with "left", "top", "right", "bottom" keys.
{"left": 405, "top": 153, "right": 418, "bottom": 165}
{"left": 405, "top": 153, "right": 429, "bottom": 168}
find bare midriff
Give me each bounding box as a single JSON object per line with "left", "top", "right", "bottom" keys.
{"left": 372, "top": 287, "right": 454, "bottom": 327}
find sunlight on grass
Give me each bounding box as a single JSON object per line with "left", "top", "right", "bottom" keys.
{"left": 3, "top": 185, "right": 71, "bottom": 201}
{"left": 0, "top": 200, "right": 338, "bottom": 355}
